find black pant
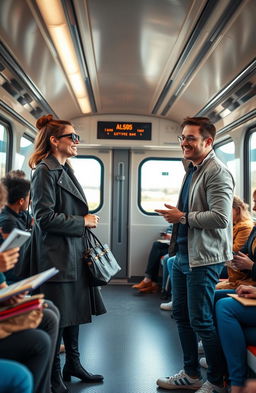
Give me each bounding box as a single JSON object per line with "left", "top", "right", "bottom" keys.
{"left": 0, "top": 301, "right": 59, "bottom": 393}
{"left": 145, "top": 241, "right": 169, "bottom": 282}
{"left": 0, "top": 329, "right": 51, "bottom": 393}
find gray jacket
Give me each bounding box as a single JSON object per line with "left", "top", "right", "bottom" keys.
{"left": 169, "top": 150, "right": 235, "bottom": 267}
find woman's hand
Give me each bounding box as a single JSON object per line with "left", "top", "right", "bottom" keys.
{"left": 236, "top": 285, "right": 256, "bottom": 298}
{"left": 0, "top": 248, "right": 20, "bottom": 272}
{"left": 84, "top": 214, "right": 100, "bottom": 228}
{"left": 232, "top": 251, "right": 254, "bottom": 271}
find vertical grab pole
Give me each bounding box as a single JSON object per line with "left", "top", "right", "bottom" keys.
{"left": 116, "top": 161, "right": 125, "bottom": 243}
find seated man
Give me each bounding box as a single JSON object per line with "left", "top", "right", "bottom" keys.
{"left": 0, "top": 176, "right": 30, "bottom": 283}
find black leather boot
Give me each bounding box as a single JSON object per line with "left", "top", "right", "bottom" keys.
{"left": 62, "top": 325, "right": 104, "bottom": 383}
{"left": 51, "top": 329, "right": 69, "bottom": 393}
{"left": 52, "top": 371, "right": 69, "bottom": 393}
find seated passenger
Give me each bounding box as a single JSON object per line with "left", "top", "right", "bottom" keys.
{"left": 0, "top": 176, "right": 30, "bottom": 283}
{"left": 160, "top": 254, "right": 171, "bottom": 299}
{"left": 4, "top": 170, "right": 33, "bottom": 228}
{"left": 132, "top": 225, "right": 172, "bottom": 293}
{"left": 160, "top": 255, "right": 175, "bottom": 310}
{"left": 216, "top": 195, "right": 254, "bottom": 290}
{"left": 216, "top": 284, "right": 256, "bottom": 393}
{"left": 200, "top": 190, "right": 256, "bottom": 370}
{"left": 0, "top": 359, "right": 33, "bottom": 393}
{"left": 0, "top": 181, "right": 60, "bottom": 393}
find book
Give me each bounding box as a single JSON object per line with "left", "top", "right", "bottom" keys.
{"left": 228, "top": 293, "right": 256, "bottom": 306}
{"left": 0, "top": 295, "right": 44, "bottom": 321}
{"left": 0, "top": 267, "right": 59, "bottom": 302}
{"left": 0, "top": 228, "right": 31, "bottom": 252}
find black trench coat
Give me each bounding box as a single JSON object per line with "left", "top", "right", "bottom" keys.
{"left": 29, "top": 155, "right": 106, "bottom": 327}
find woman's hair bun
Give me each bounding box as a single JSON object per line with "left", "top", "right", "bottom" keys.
{"left": 36, "top": 114, "right": 53, "bottom": 130}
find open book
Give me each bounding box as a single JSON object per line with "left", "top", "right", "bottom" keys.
{"left": 228, "top": 293, "right": 256, "bottom": 306}
{"left": 0, "top": 267, "right": 59, "bottom": 302}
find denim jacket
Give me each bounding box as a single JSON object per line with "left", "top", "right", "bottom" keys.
{"left": 169, "top": 150, "right": 235, "bottom": 267}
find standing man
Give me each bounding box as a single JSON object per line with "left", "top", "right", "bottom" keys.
{"left": 155, "top": 117, "right": 234, "bottom": 393}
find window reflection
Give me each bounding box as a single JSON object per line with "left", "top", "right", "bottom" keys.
{"left": 139, "top": 159, "right": 184, "bottom": 214}
{"left": 70, "top": 156, "right": 103, "bottom": 212}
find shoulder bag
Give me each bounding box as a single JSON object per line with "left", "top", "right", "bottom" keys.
{"left": 84, "top": 229, "right": 121, "bottom": 286}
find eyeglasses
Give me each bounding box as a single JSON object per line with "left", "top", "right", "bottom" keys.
{"left": 57, "top": 133, "right": 80, "bottom": 143}
{"left": 177, "top": 135, "right": 203, "bottom": 143}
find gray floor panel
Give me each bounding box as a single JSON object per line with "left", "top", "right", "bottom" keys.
{"left": 61, "top": 285, "right": 199, "bottom": 393}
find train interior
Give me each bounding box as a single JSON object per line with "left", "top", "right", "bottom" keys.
{"left": 0, "top": 0, "right": 256, "bottom": 392}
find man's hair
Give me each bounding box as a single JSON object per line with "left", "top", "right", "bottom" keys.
{"left": 5, "top": 170, "right": 26, "bottom": 179}
{"left": 181, "top": 117, "right": 216, "bottom": 140}
{"left": 1, "top": 177, "right": 30, "bottom": 204}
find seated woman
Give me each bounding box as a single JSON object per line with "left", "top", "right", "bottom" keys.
{"left": 216, "top": 195, "right": 254, "bottom": 291}
{"left": 200, "top": 191, "right": 256, "bottom": 369}
{"left": 132, "top": 225, "right": 172, "bottom": 293}
{"left": 216, "top": 284, "right": 256, "bottom": 393}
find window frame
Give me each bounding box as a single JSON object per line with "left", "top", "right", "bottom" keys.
{"left": 0, "top": 116, "right": 13, "bottom": 174}
{"left": 138, "top": 157, "right": 183, "bottom": 216}
{"left": 214, "top": 137, "right": 236, "bottom": 178}
{"left": 244, "top": 125, "right": 256, "bottom": 205}
{"left": 71, "top": 155, "right": 104, "bottom": 213}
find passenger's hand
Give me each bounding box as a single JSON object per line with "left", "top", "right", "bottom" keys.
{"left": 0, "top": 248, "right": 20, "bottom": 272}
{"left": 155, "top": 204, "right": 184, "bottom": 224}
{"left": 236, "top": 285, "right": 256, "bottom": 298}
{"left": 1, "top": 291, "right": 29, "bottom": 306}
{"left": 232, "top": 251, "right": 254, "bottom": 271}
{"left": 84, "top": 214, "right": 100, "bottom": 228}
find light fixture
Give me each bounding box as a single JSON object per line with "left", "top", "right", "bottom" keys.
{"left": 36, "top": 0, "right": 91, "bottom": 114}
{"left": 219, "top": 108, "right": 232, "bottom": 118}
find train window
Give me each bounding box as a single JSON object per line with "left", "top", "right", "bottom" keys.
{"left": 246, "top": 129, "right": 256, "bottom": 213}
{"left": 214, "top": 140, "right": 236, "bottom": 178}
{"left": 138, "top": 158, "right": 184, "bottom": 215}
{"left": 70, "top": 156, "right": 103, "bottom": 212}
{"left": 16, "top": 135, "right": 34, "bottom": 175}
{"left": 0, "top": 121, "right": 11, "bottom": 177}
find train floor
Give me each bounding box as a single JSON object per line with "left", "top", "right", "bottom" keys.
{"left": 61, "top": 284, "right": 206, "bottom": 393}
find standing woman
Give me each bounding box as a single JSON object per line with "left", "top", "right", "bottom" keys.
{"left": 28, "top": 114, "right": 106, "bottom": 393}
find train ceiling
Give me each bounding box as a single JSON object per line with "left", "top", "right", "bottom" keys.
{"left": 0, "top": 0, "right": 255, "bottom": 128}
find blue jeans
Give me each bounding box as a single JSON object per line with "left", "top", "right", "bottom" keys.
{"left": 161, "top": 254, "right": 170, "bottom": 290}
{"left": 172, "top": 253, "right": 226, "bottom": 386}
{"left": 0, "top": 359, "right": 33, "bottom": 393}
{"left": 216, "top": 297, "right": 256, "bottom": 386}
{"left": 161, "top": 255, "right": 175, "bottom": 295}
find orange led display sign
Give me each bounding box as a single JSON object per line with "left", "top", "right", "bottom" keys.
{"left": 97, "top": 121, "right": 152, "bottom": 140}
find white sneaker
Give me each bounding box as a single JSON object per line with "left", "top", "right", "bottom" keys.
{"left": 160, "top": 301, "right": 173, "bottom": 311}
{"left": 156, "top": 370, "right": 203, "bottom": 390}
{"left": 195, "top": 380, "right": 227, "bottom": 393}
{"left": 198, "top": 340, "right": 204, "bottom": 354}
{"left": 199, "top": 357, "right": 208, "bottom": 369}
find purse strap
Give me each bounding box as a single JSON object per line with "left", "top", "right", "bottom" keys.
{"left": 85, "top": 228, "right": 104, "bottom": 250}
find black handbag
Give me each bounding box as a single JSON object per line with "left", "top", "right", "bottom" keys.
{"left": 84, "top": 229, "right": 121, "bottom": 286}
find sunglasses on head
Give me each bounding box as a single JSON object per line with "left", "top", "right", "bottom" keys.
{"left": 57, "top": 133, "right": 80, "bottom": 143}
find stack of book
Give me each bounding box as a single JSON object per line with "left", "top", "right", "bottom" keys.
{"left": 0, "top": 267, "right": 59, "bottom": 321}
{"left": 0, "top": 295, "right": 44, "bottom": 321}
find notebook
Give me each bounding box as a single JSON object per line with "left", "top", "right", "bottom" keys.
{"left": 228, "top": 293, "right": 256, "bottom": 306}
